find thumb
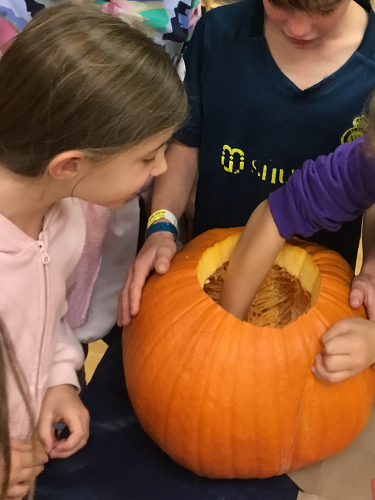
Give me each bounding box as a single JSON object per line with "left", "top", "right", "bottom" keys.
{"left": 155, "top": 258, "right": 170, "bottom": 274}
{"left": 154, "top": 252, "right": 172, "bottom": 275}
{"left": 349, "top": 284, "right": 365, "bottom": 309}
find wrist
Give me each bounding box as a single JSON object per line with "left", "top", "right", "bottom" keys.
{"left": 149, "top": 230, "right": 176, "bottom": 241}
{"left": 145, "top": 221, "right": 177, "bottom": 241}
{"left": 147, "top": 209, "right": 178, "bottom": 230}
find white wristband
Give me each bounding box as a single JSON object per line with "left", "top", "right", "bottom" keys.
{"left": 147, "top": 209, "right": 178, "bottom": 229}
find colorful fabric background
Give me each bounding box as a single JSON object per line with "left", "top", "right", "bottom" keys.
{"left": 99, "top": 0, "right": 201, "bottom": 54}
{"left": 1, "top": 0, "right": 200, "bottom": 56}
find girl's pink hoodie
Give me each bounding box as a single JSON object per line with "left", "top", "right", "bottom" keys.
{"left": 1, "top": 198, "right": 86, "bottom": 441}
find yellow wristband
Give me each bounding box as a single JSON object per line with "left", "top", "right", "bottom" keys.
{"left": 147, "top": 209, "right": 178, "bottom": 229}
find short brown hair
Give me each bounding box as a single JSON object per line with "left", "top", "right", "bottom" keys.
{"left": 0, "top": 3, "right": 187, "bottom": 176}
{"left": 267, "top": 0, "right": 344, "bottom": 13}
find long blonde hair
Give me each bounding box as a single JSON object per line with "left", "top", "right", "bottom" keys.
{"left": 0, "top": 3, "right": 187, "bottom": 176}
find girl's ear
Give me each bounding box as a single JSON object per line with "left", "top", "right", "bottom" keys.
{"left": 47, "top": 150, "right": 88, "bottom": 180}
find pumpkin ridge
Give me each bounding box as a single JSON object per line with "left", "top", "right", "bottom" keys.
{"left": 228, "top": 313, "right": 246, "bottom": 477}
{"left": 194, "top": 324, "right": 232, "bottom": 476}
{"left": 127, "top": 319, "right": 172, "bottom": 393}
{"left": 273, "top": 332, "right": 294, "bottom": 473}
{"left": 291, "top": 375, "right": 316, "bottom": 470}
{"left": 287, "top": 335, "right": 321, "bottom": 471}
{"left": 160, "top": 324, "right": 211, "bottom": 453}
{"left": 133, "top": 307, "right": 220, "bottom": 438}
{"left": 128, "top": 284, "right": 209, "bottom": 391}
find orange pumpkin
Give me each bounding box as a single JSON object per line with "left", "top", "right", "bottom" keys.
{"left": 123, "top": 228, "right": 375, "bottom": 479}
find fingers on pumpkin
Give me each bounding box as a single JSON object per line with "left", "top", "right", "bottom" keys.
{"left": 119, "top": 265, "right": 136, "bottom": 326}
{"left": 320, "top": 318, "right": 352, "bottom": 344}
{"left": 350, "top": 274, "right": 375, "bottom": 319}
{"left": 121, "top": 257, "right": 151, "bottom": 325}
{"left": 322, "top": 352, "right": 352, "bottom": 373}
{"left": 349, "top": 284, "right": 365, "bottom": 309}
{"left": 312, "top": 354, "right": 352, "bottom": 383}
{"left": 128, "top": 262, "right": 149, "bottom": 317}
{"left": 123, "top": 240, "right": 176, "bottom": 323}
{"left": 154, "top": 246, "right": 175, "bottom": 274}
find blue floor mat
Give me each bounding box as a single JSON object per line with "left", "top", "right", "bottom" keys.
{"left": 35, "top": 335, "right": 299, "bottom": 500}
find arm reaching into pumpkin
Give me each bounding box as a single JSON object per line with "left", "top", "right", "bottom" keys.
{"left": 119, "top": 141, "right": 199, "bottom": 326}
{"left": 220, "top": 137, "right": 375, "bottom": 319}
{"left": 220, "top": 137, "right": 375, "bottom": 382}
{"left": 219, "top": 200, "right": 285, "bottom": 319}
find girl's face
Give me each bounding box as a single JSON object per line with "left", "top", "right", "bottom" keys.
{"left": 74, "top": 129, "right": 173, "bottom": 208}
{"left": 263, "top": 0, "right": 352, "bottom": 49}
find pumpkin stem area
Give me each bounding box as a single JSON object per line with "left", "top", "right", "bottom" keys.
{"left": 199, "top": 236, "right": 321, "bottom": 328}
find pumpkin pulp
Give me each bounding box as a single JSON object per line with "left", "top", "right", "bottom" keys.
{"left": 201, "top": 235, "right": 321, "bottom": 327}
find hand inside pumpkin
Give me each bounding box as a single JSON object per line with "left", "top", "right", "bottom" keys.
{"left": 312, "top": 317, "right": 375, "bottom": 383}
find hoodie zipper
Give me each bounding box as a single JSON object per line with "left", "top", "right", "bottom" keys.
{"left": 35, "top": 235, "right": 50, "bottom": 408}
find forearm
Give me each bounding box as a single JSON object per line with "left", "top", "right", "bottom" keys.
{"left": 269, "top": 138, "right": 375, "bottom": 240}
{"left": 219, "top": 200, "right": 285, "bottom": 320}
{"left": 151, "top": 140, "right": 198, "bottom": 219}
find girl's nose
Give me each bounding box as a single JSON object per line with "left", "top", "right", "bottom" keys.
{"left": 152, "top": 153, "right": 168, "bottom": 177}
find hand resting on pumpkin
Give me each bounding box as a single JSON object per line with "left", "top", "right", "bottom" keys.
{"left": 312, "top": 318, "right": 375, "bottom": 383}
{"left": 118, "top": 230, "right": 177, "bottom": 326}
{"left": 350, "top": 264, "right": 375, "bottom": 321}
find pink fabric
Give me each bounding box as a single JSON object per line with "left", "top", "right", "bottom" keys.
{"left": 189, "top": 5, "right": 200, "bottom": 32}
{"left": 67, "top": 179, "right": 154, "bottom": 331}
{"left": 0, "top": 18, "right": 18, "bottom": 52}
{"left": 103, "top": 0, "right": 132, "bottom": 15}
{"left": 66, "top": 202, "right": 110, "bottom": 329}
{"left": 0, "top": 199, "right": 86, "bottom": 440}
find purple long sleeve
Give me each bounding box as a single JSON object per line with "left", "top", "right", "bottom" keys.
{"left": 269, "top": 137, "right": 375, "bottom": 239}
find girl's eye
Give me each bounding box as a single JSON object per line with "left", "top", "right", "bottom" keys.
{"left": 143, "top": 157, "right": 155, "bottom": 165}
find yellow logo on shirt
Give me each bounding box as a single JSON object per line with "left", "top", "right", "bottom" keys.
{"left": 341, "top": 114, "right": 367, "bottom": 144}
{"left": 221, "top": 145, "right": 245, "bottom": 173}
{"left": 221, "top": 144, "right": 293, "bottom": 185}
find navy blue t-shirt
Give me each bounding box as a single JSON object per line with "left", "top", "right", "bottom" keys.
{"left": 175, "top": 0, "right": 375, "bottom": 267}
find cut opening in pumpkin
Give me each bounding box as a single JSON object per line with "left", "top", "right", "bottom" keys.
{"left": 198, "top": 235, "right": 321, "bottom": 328}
